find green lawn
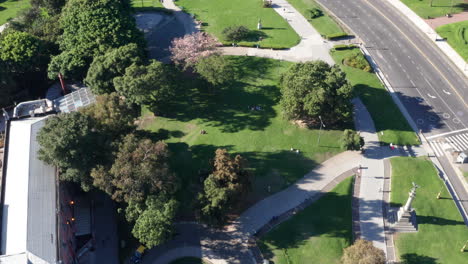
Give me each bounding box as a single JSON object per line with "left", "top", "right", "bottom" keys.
{"left": 287, "top": 0, "right": 345, "bottom": 36}
{"left": 436, "top": 21, "right": 468, "bottom": 61}
{"left": 390, "top": 157, "right": 468, "bottom": 264}
{"left": 175, "top": 0, "right": 300, "bottom": 49}
{"left": 0, "top": 0, "right": 30, "bottom": 26}
{"left": 331, "top": 48, "right": 420, "bottom": 146}
{"left": 140, "top": 56, "right": 345, "bottom": 211}
{"left": 401, "top": 0, "right": 467, "bottom": 18}
{"left": 258, "top": 176, "right": 353, "bottom": 264}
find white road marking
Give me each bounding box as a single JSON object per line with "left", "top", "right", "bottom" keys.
{"left": 427, "top": 94, "right": 437, "bottom": 99}
{"left": 442, "top": 90, "right": 451, "bottom": 95}
{"left": 426, "top": 128, "right": 468, "bottom": 139}
{"left": 429, "top": 141, "right": 444, "bottom": 157}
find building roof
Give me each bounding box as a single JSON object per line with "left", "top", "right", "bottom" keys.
{"left": 53, "top": 87, "right": 96, "bottom": 113}
{"left": 1, "top": 116, "right": 57, "bottom": 263}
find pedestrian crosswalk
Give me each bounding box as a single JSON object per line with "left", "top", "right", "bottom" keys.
{"left": 429, "top": 132, "right": 468, "bottom": 157}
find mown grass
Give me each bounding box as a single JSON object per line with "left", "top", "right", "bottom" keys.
{"left": 331, "top": 47, "right": 420, "bottom": 146}
{"left": 401, "top": 0, "right": 467, "bottom": 18}
{"left": 436, "top": 20, "right": 468, "bottom": 60}
{"left": 287, "top": 0, "right": 345, "bottom": 36}
{"left": 390, "top": 157, "right": 468, "bottom": 264}
{"left": 175, "top": 0, "right": 300, "bottom": 49}
{"left": 131, "top": 0, "right": 164, "bottom": 8}
{"left": 0, "top": 0, "right": 30, "bottom": 25}
{"left": 139, "top": 56, "right": 345, "bottom": 212}
{"left": 258, "top": 176, "right": 353, "bottom": 264}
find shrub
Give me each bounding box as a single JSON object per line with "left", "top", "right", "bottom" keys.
{"left": 262, "top": 0, "right": 272, "bottom": 8}
{"left": 343, "top": 53, "right": 372, "bottom": 72}
{"left": 309, "top": 8, "right": 323, "bottom": 19}
{"left": 340, "top": 129, "right": 364, "bottom": 150}
{"left": 222, "top": 25, "right": 250, "bottom": 42}
{"left": 342, "top": 239, "right": 385, "bottom": 264}
{"left": 326, "top": 32, "right": 348, "bottom": 40}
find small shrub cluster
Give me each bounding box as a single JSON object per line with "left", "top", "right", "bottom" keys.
{"left": 343, "top": 53, "right": 372, "bottom": 72}
{"left": 325, "top": 32, "right": 349, "bottom": 40}
{"left": 262, "top": 0, "right": 273, "bottom": 8}
{"left": 332, "top": 44, "right": 356, "bottom": 51}
{"left": 340, "top": 129, "right": 364, "bottom": 150}
{"left": 222, "top": 25, "right": 250, "bottom": 42}
{"left": 309, "top": 8, "right": 323, "bottom": 19}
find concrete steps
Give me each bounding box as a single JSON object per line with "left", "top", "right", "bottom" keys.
{"left": 387, "top": 207, "right": 418, "bottom": 233}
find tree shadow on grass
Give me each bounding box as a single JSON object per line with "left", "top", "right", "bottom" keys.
{"left": 400, "top": 253, "right": 438, "bottom": 264}
{"left": 258, "top": 183, "right": 353, "bottom": 260}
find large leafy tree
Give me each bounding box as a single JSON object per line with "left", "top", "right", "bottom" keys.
{"left": 170, "top": 32, "right": 219, "bottom": 69}
{"left": 280, "top": 61, "right": 353, "bottom": 125}
{"left": 198, "top": 149, "right": 251, "bottom": 225}
{"left": 342, "top": 239, "right": 386, "bottom": 264}
{"left": 80, "top": 93, "right": 137, "bottom": 135}
{"left": 48, "top": 0, "right": 144, "bottom": 80}
{"left": 195, "top": 55, "right": 234, "bottom": 87}
{"left": 85, "top": 43, "right": 144, "bottom": 94}
{"left": 113, "top": 60, "right": 177, "bottom": 110}
{"left": 131, "top": 195, "right": 178, "bottom": 248}
{"left": 37, "top": 112, "right": 102, "bottom": 191}
{"left": 0, "top": 30, "right": 47, "bottom": 73}
{"left": 91, "top": 133, "right": 178, "bottom": 203}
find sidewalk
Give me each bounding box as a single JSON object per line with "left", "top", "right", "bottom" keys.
{"left": 425, "top": 12, "right": 468, "bottom": 29}
{"left": 385, "top": 0, "right": 467, "bottom": 78}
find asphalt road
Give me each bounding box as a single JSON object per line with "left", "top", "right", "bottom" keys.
{"left": 317, "top": 0, "right": 468, "bottom": 138}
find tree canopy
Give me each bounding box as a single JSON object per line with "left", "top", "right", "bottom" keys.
{"left": 37, "top": 112, "right": 101, "bottom": 191}
{"left": 0, "top": 30, "right": 46, "bottom": 73}
{"left": 48, "top": 0, "right": 144, "bottom": 80}
{"left": 85, "top": 43, "right": 144, "bottom": 94}
{"left": 170, "top": 32, "right": 219, "bottom": 69}
{"left": 195, "top": 55, "right": 234, "bottom": 87}
{"left": 280, "top": 61, "right": 353, "bottom": 125}
{"left": 91, "top": 133, "right": 178, "bottom": 203}
{"left": 131, "top": 195, "right": 179, "bottom": 248}
{"left": 198, "top": 149, "right": 251, "bottom": 225}
{"left": 113, "top": 60, "right": 177, "bottom": 110}
{"left": 342, "top": 239, "right": 386, "bottom": 264}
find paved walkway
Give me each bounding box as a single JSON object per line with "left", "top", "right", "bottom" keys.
{"left": 162, "top": 0, "right": 334, "bottom": 64}
{"left": 425, "top": 12, "right": 468, "bottom": 29}
{"left": 385, "top": 0, "right": 467, "bottom": 78}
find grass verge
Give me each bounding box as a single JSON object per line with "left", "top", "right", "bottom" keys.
{"left": 287, "top": 0, "right": 346, "bottom": 37}
{"left": 139, "top": 56, "right": 345, "bottom": 212}
{"left": 0, "top": 0, "right": 30, "bottom": 25}
{"left": 436, "top": 21, "right": 468, "bottom": 61}
{"left": 390, "top": 156, "right": 468, "bottom": 264}
{"left": 401, "top": 0, "right": 467, "bottom": 18}
{"left": 330, "top": 47, "right": 420, "bottom": 146}
{"left": 175, "top": 0, "right": 300, "bottom": 49}
{"left": 258, "top": 176, "right": 353, "bottom": 264}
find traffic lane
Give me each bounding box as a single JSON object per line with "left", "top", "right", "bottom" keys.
{"left": 371, "top": 0, "right": 468, "bottom": 100}
{"left": 318, "top": 0, "right": 467, "bottom": 133}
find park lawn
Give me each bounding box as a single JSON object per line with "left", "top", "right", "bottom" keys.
{"left": 258, "top": 176, "right": 353, "bottom": 264}
{"left": 331, "top": 48, "right": 420, "bottom": 146}
{"left": 390, "top": 157, "right": 468, "bottom": 264}
{"left": 436, "top": 21, "right": 468, "bottom": 61}
{"left": 401, "top": 0, "right": 466, "bottom": 18}
{"left": 287, "top": 0, "right": 345, "bottom": 36}
{"left": 131, "top": 0, "right": 164, "bottom": 8}
{"left": 139, "top": 56, "right": 345, "bottom": 211}
{"left": 0, "top": 0, "right": 30, "bottom": 26}
{"left": 175, "top": 0, "right": 300, "bottom": 49}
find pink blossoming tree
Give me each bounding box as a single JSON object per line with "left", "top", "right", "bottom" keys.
{"left": 169, "top": 32, "right": 220, "bottom": 69}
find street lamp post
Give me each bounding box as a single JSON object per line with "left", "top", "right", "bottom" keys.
{"left": 316, "top": 116, "right": 325, "bottom": 146}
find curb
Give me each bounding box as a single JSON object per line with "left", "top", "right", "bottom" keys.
{"left": 385, "top": 0, "right": 468, "bottom": 78}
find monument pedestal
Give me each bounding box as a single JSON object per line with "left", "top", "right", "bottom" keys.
{"left": 387, "top": 207, "right": 418, "bottom": 233}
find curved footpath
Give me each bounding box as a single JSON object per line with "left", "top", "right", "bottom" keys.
{"left": 161, "top": 0, "right": 334, "bottom": 64}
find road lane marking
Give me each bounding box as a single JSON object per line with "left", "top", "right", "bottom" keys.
{"left": 427, "top": 94, "right": 437, "bottom": 99}
{"left": 363, "top": 0, "right": 468, "bottom": 108}
{"left": 427, "top": 128, "right": 468, "bottom": 139}
{"left": 442, "top": 90, "right": 451, "bottom": 95}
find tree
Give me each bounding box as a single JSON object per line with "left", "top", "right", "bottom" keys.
{"left": 49, "top": 0, "right": 144, "bottom": 80}
{"left": 131, "top": 195, "right": 178, "bottom": 248}
{"left": 80, "top": 92, "right": 137, "bottom": 135}
{"left": 280, "top": 61, "right": 353, "bottom": 125}
{"left": 113, "top": 60, "right": 177, "bottom": 110}
{"left": 198, "top": 149, "right": 250, "bottom": 225}
{"left": 85, "top": 43, "right": 144, "bottom": 94}
{"left": 222, "top": 25, "right": 250, "bottom": 42}
{"left": 48, "top": 51, "right": 88, "bottom": 80}
{"left": 37, "top": 112, "right": 101, "bottom": 191}
{"left": 0, "top": 64, "right": 18, "bottom": 107}
{"left": 91, "top": 133, "right": 178, "bottom": 203}
{"left": 170, "top": 32, "right": 220, "bottom": 69}
{"left": 342, "top": 239, "right": 386, "bottom": 264}
{"left": 195, "top": 55, "right": 234, "bottom": 87}
{"left": 341, "top": 129, "right": 364, "bottom": 150}
{"left": 0, "top": 30, "right": 46, "bottom": 73}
